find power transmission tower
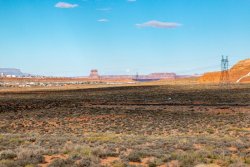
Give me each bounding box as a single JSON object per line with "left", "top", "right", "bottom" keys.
{"left": 133, "top": 72, "right": 139, "bottom": 81}
{"left": 136, "top": 72, "right": 139, "bottom": 80}
{"left": 220, "top": 55, "right": 230, "bottom": 84}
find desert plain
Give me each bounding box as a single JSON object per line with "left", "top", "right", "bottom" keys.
{"left": 0, "top": 84, "right": 249, "bottom": 167}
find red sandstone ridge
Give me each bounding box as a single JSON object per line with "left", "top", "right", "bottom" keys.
{"left": 199, "top": 58, "right": 250, "bottom": 83}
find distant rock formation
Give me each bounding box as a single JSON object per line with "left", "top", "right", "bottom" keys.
{"left": 87, "top": 69, "right": 198, "bottom": 82}
{"left": 89, "top": 69, "right": 100, "bottom": 79}
{"left": 199, "top": 58, "right": 250, "bottom": 83}
{"left": 136, "top": 73, "right": 176, "bottom": 80}
{"left": 148, "top": 73, "right": 176, "bottom": 79}
{"left": 0, "top": 68, "right": 28, "bottom": 77}
{"left": 101, "top": 75, "right": 133, "bottom": 79}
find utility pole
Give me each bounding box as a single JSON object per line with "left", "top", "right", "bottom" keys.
{"left": 220, "top": 55, "right": 230, "bottom": 84}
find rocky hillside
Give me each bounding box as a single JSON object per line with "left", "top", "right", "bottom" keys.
{"left": 199, "top": 58, "right": 250, "bottom": 83}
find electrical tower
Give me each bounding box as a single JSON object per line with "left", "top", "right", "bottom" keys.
{"left": 220, "top": 55, "right": 229, "bottom": 84}
{"left": 136, "top": 72, "right": 139, "bottom": 80}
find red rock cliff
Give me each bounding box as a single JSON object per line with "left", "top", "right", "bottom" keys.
{"left": 199, "top": 58, "right": 250, "bottom": 83}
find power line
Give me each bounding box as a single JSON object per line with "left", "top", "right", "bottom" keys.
{"left": 175, "top": 64, "right": 221, "bottom": 74}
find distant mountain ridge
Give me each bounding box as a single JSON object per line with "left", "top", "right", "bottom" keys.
{"left": 0, "top": 67, "right": 201, "bottom": 80}
{"left": 0, "top": 68, "right": 29, "bottom": 76}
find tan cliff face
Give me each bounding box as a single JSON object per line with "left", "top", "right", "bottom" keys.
{"left": 199, "top": 58, "right": 250, "bottom": 83}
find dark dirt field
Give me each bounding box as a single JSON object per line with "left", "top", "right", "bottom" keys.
{"left": 0, "top": 84, "right": 249, "bottom": 167}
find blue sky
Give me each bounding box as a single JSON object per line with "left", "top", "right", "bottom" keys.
{"left": 0, "top": 0, "right": 250, "bottom": 76}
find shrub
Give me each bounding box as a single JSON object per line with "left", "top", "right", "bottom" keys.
{"left": 111, "top": 160, "right": 126, "bottom": 167}
{"left": 62, "top": 143, "right": 92, "bottom": 157}
{"left": 127, "top": 152, "right": 141, "bottom": 162}
{"left": 245, "top": 157, "right": 250, "bottom": 164}
{"left": 0, "top": 150, "right": 17, "bottom": 160}
{"left": 25, "top": 165, "right": 35, "bottom": 167}
{"left": 15, "top": 147, "right": 45, "bottom": 166}
{"left": 92, "top": 147, "right": 119, "bottom": 158}
{"left": 76, "top": 157, "right": 91, "bottom": 167}
{"left": 0, "top": 159, "right": 16, "bottom": 167}
{"left": 228, "top": 162, "right": 249, "bottom": 167}
{"left": 48, "top": 158, "right": 75, "bottom": 167}
{"left": 76, "top": 157, "right": 99, "bottom": 167}
{"left": 148, "top": 161, "right": 157, "bottom": 167}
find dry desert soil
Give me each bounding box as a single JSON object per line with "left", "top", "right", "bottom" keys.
{"left": 0, "top": 84, "right": 249, "bottom": 167}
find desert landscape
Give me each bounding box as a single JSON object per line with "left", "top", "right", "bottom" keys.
{"left": 0, "top": 83, "right": 249, "bottom": 167}
{"left": 1, "top": 1, "right": 250, "bottom": 167}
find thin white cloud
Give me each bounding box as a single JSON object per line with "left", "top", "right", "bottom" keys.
{"left": 55, "top": 2, "right": 79, "bottom": 8}
{"left": 136, "top": 20, "right": 182, "bottom": 29}
{"left": 128, "top": 0, "right": 136, "bottom": 2}
{"left": 98, "top": 19, "right": 109, "bottom": 22}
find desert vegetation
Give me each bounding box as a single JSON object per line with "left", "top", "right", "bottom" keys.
{"left": 0, "top": 84, "right": 249, "bottom": 167}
